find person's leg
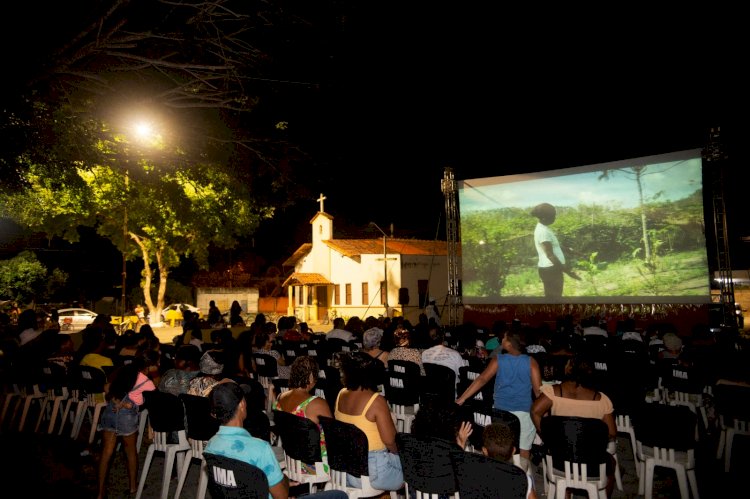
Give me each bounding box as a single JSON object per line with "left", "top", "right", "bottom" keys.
{"left": 97, "top": 431, "right": 118, "bottom": 499}
{"left": 512, "top": 411, "right": 536, "bottom": 461}
{"left": 121, "top": 432, "right": 139, "bottom": 493}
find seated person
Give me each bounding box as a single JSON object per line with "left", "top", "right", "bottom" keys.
{"left": 273, "top": 355, "right": 332, "bottom": 474}
{"left": 481, "top": 422, "right": 538, "bottom": 499}
{"left": 206, "top": 381, "right": 347, "bottom": 499}
{"left": 530, "top": 355, "right": 616, "bottom": 498}
{"left": 158, "top": 344, "right": 202, "bottom": 396}
{"left": 335, "top": 352, "right": 404, "bottom": 491}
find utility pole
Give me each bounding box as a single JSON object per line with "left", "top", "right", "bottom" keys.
{"left": 370, "top": 222, "right": 390, "bottom": 316}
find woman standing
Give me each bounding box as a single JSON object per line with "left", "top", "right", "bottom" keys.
{"left": 97, "top": 350, "right": 157, "bottom": 499}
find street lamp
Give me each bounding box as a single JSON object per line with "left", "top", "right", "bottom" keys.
{"left": 369, "top": 222, "right": 389, "bottom": 315}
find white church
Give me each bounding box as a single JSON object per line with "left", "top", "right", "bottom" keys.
{"left": 282, "top": 195, "right": 453, "bottom": 325}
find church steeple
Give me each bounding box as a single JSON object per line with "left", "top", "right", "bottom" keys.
{"left": 311, "top": 193, "right": 333, "bottom": 243}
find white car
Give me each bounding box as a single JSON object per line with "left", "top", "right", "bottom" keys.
{"left": 160, "top": 303, "right": 201, "bottom": 322}
{"left": 57, "top": 308, "right": 98, "bottom": 329}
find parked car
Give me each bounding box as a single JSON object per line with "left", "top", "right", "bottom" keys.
{"left": 160, "top": 303, "right": 201, "bottom": 322}
{"left": 57, "top": 308, "right": 98, "bottom": 330}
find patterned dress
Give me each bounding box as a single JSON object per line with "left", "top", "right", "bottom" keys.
{"left": 273, "top": 394, "right": 329, "bottom": 474}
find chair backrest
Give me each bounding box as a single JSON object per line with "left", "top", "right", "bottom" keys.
{"left": 318, "top": 415, "right": 369, "bottom": 477}
{"left": 325, "top": 338, "right": 351, "bottom": 355}
{"left": 396, "top": 432, "right": 457, "bottom": 495}
{"left": 633, "top": 402, "right": 697, "bottom": 451}
{"left": 281, "top": 341, "right": 303, "bottom": 364}
{"left": 272, "top": 409, "right": 322, "bottom": 463}
{"left": 422, "top": 363, "right": 457, "bottom": 403}
{"left": 457, "top": 366, "right": 494, "bottom": 409}
{"left": 252, "top": 353, "right": 278, "bottom": 378}
{"left": 40, "top": 361, "right": 68, "bottom": 393}
{"left": 714, "top": 383, "right": 750, "bottom": 422}
{"left": 204, "top": 452, "right": 269, "bottom": 499}
{"left": 180, "top": 393, "right": 220, "bottom": 442}
{"left": 449, "top": 448, "right": 528, "bottom": 499}
{"left": 76, "top": 365, "right": 108, "bottom": 397}
{"left": 384, "top": 360, "right": 422, "bottom": 407}
{"left": 143, "top": 390, "right": 186, "bottom": 432}
{"left": 540, "top": 416, "right": 608, "bottom": 477}
{"left": 460, "top": 402, "right": 520, "bottom": 453}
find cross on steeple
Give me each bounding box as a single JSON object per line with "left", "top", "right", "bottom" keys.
{"left": 317, "top": 193, "right": 327, "bottom": 212}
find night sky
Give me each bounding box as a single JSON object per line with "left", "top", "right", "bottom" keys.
{"left": 2, "top": 3, "right": 748, "bottom": 288}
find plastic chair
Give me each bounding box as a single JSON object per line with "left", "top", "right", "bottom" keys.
{"left": 135, "top": 391, "right": 191, "bottom": 499}
{"left": 422, "top": 363, "right": 457, "bottom": 404}
{"left": 318, "top": 415, "right": 395, "bottom": 499}
{"left": 396, "top": 432, "right": 458, "bottom": 499}
{"left": 175, "top": 394, "right": 220, "bottom": 499}
{"left": 203, "top": 452, "right": 269, "bottom": 499}
{"left": 459, "top": 401, "right": 520, "bottom": 454}
{"left": 272, "top": 409, "right": 330, "bottom": 493}
{"left": 384, "top": 360, "right": 422, "bottom": 433}
{"left": 616, "top": 413, "right": 639, "bottom": 478}
{"left": 69, "top": 365, "right": 108, "bottom": 443}
{"left": 449, "top": 447, "right": 528, "bottom": 498}
{"left": 541, "top": 415, "right": 609, "bottom": 499}
{"left": 457, "top": 365, "right": 494, "bottom": 410}
{"left": 34, "top": 361, "right": 70, "bottom": 434}
{"left": 634, "top": 402, "right": 699, "bottom": 499}
{"left": 252, "top": 353, "right": 279, "bottom": 413}
{"left": 714, "top": 383, "right": 750, "bottom": 473}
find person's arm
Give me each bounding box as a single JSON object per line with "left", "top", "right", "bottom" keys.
{"left": 371, "top": 394, "right": 399, "bottom": 453}
{"left": 541, "top": 241, "right": 580, "bottom": 280}
{"left": 530, "top": 357, "right": 542, "bottom": 398}
{"left": 456, "top": 358, "right": 498, "bottom": 405}
{"left": 530, "top": 392, "right": 553, "bottom": 436}
{"left": 268, "top": 474, "right": 289, "bottom": 499}
{"left": 306, "top": 396, "right": 333, "bottom": 424}
{"left": 603, "top": 412, "right": 617, "bottom": 453}
{"left": 456, "top": 421, "right": 473, "bottom": 449}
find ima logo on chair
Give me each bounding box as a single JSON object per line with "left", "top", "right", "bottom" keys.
{"left": 211, "top": 465, "right": 237, "bottom": 487}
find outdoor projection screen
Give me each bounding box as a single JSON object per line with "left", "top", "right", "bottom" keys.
{"left": 458, "top": 149, "right": 711, "bottom": 304}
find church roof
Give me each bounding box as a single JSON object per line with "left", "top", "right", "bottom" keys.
{"left": 282, "top": 243, "right": 312, "bottom": 267}
{"left": 324, "top": 238, "right": 449, "bottom": 257}
{"left": 282, "top": 273, "right": 334, "bottom": 287}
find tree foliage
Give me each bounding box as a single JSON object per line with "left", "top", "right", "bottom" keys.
{"left": 0, "top": 251, "right": 68, "bottom": 305}
{"left": 0, "top": 114, "right": 273, "bottom": 320}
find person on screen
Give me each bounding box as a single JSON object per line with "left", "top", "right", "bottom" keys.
{"left": 531, "top": 202, "right": 580, "bottom": 298}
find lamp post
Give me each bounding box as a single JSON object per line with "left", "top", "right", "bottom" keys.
{"left": 369, "top": 222, "right": 389, "bottom": 315}
{"left": 121, "top": 169, "right": 129, "bottom": 318}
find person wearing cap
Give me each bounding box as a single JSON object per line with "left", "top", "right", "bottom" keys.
{"left": 205, "top": 381, "right": 289, "bottom": 499}
{"left": 530, "top": 202, "right": 580, "bottom": 298}
{"left": 362, "top": 327, "right": 389, "bottom": 367}
{"left": 188, "top": 349, "right": 230, "bottom": 397}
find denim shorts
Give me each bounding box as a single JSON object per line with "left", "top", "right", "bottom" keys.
{"left": 346, "top": 448, "right": 404, "bottom": 491}
{"left": 100, "top": 400, "right": 139, "bottom": 437}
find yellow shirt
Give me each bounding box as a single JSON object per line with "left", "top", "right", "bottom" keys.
{"left": 334, "top": 389, "right": 385, "bottom": 451}
{"left": 539, "top": 383, "right": 614, "bottom": 420}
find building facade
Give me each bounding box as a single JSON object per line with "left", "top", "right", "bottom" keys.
{"left": 282, "top": 210, "right": 452, "bottom": 325}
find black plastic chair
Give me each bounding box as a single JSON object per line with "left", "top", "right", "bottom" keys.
{"left": 272, "top": 409, "right": 329, "bottom": 492}
{"left": 203, "top": 452, "right": 269, "bottom": 499}
{"left": 457, "top": 366, "right": 494, "bottom": 410}
{"left": 175, "top": 393, "right": 220, "bottom": 499}
{"left": 135, "top": 391, "right": 191, "bottom": 499}
{"left": 318, "top": 415, "right": 386, "bottom": 498}
{"left": 633, "top": 402, "right": 699, "bottom": 498}
{"left": 715, "top": 383, "right": 750, "bottom": 472}
{"left": 396, "top": 432, "right": 458, "bottom": 498}
{"left": 422, "top": 362, "right": 457, "bottom": 404}
{"left": 449, "top": 448, "right": 528, "bottom": 498}
{"left": 385, "top": 360, "right": 422, "bottom": 433}
{"left": 540, "top": 416, "right": 609, "bottom": 499}
{"left": 459, "top": 401, "right": 520, "bottom": 454}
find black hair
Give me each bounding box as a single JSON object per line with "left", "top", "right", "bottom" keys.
{"left": 289, "top": 356, "right": 320, "bottom": 389}
{"left": 482, "top": 422, "right": 515, "bottom": 462}
{"left": 340, "top": 352, "right": 384, "bottom": 391}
